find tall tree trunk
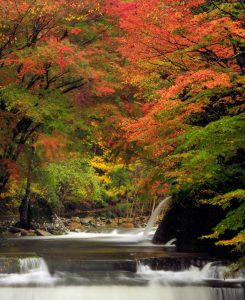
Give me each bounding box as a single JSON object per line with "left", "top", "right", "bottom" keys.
{"left": 19, "top": 192, "right": 30, "bottom": 229}
{"left": 19, "top": 145, "right": 34, "bottom": 229}
{"left": 0, "top": 163, "right": 10, "bottom": 196}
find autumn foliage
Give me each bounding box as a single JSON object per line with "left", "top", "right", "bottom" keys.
{"left": 0, "top": 0, "right": 244, "bottom": 252}
{"left": 104, "top": 0, "right": 245, "bottom": 251}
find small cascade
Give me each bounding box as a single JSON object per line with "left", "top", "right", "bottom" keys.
{"left": 0, "top": 257, "right": 55, "bottom": 286}
{"left": 19, "top": 257, "right": 49, "bottom": 274}
{"left": 136, "top": 261, "right": 245, "bottom": 283}
{"left": 134, "top": 262, "right": 245, "bottom": 300}
{"left": 144, "top": 196, "right": 172, "bottom": 236}
{"left": 0, "top": 256, "right": 244, "bottom": 300}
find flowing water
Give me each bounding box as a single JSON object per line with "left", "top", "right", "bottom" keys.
{"left": 144, "top": 196, "right": 172, "bottom": 236}
{"left": 0, "top": 228, "right": 244, "bottom": 300}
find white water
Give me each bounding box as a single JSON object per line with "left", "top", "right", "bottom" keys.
{"left": 19, "top": 257, "right": 49, "bottom": 274}
{"left": 1, "top": 222, "right": 244, "bottom": 300}
{"left": 0, "top": 257, "right": 57, "bottom": 286}
{"left": 0, "top": 257, "right": 244, "bottom": 286}
{"left": 144, "top": 196, "right": 172, "bottom": 236}
{"left": 165, "top": 238, "right": 177, "bottom": 247}
{"left": 137, "top": 262, "right": 245, "bottom": 283}
{"left": 0, "top": 254, "right": 244, "bottom": 300}
{"left": 0, "top": 286, "right": 244, "bottom": 300}
{"left": 67, "top": 228, "right": 157, "bottom": 243}
{"left": 17, "top": 228, "right": 158, "bottom": 244}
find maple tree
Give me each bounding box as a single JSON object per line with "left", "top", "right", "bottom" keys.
{"left": 0, "top": 0, "right": 244, "bottom": 256}
{"left": 104, "top": 0, "right": 245, "bottom": 252}
{"left": 0, "top": 0, "right": 117, "bottom": 227}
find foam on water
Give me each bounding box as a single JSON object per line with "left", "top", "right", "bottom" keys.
{"left": 136, "top": 262, "right": 245, "bottom": 283}
{"left": 0, "top": 258, "right": 56, "bottom": 286}
{"left": 0, "top": 257, "right": 244, "bottom": 286}
{"left": 0, "top": 285, "right": 244, "bottom": 300}
{"left": 16, "top": 228, "right": 158, "bottom": 244}
{"left": 66, "top": 228, "right": 157, "bottom": 242}
{"left": 0, "top": 256, "right": 244, "bottom": 300}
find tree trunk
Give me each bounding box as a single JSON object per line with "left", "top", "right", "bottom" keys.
{"left": 19, "top": 145, "right": 34, "bottom": 229}
{"left": 19, "top": 193, "right": 30, "bottom": 229}
{"left": 0, "top": 164, "right": 10, "bottom": 196}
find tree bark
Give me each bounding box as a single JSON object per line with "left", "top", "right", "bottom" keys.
{"left": 19, "top": 144, "right": 34, "bottom": 229}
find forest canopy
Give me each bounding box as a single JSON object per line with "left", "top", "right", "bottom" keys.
{"left": 0, "top": 0, "right": 244, "bottom": 254}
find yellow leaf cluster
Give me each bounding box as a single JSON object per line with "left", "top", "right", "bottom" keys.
{"left": 106, "top": 186, "right": 127, "bottom": 198}
{"left": 217, "top": 234, "right": 245, "bottom": 247}
{"left": 90, "top": 156, "right": 113, "bottom": 172}
{"left": 1, "top": 180, "right": 19, "bottom": 198}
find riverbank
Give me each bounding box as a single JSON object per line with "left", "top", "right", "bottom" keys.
{"left": 0, "top": 215, "right": 151, "bottom": 237}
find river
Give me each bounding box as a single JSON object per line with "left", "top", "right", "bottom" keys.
{"left": 0, "top": 228, "right": 244, "bottom": 300}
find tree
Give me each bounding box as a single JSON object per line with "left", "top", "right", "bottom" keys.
{"left": 105, "top": 0, "right": 245, "bottom": 252}
{"left": 0, "top": 0, "right": 116, "bottom": 227}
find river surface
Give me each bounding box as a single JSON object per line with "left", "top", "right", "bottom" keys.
{"left": 0, "top": 228, "right": 244, "bottom": 300}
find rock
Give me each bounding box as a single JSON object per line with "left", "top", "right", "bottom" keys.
{"left": 9, "top": 227, "right": 22, "bottom": 234}
{"left": 21, "top": 230, "right": 36, "bottom": 236}
{"left": 153, "top": 200, "right": 225, "bottom": 253}
{"left": 49, "top": 229, "right": 67, "bottom": 235}
{"left": 35, "top": 229, "right": 52, "bottom": 236}
{"left": 69, "top": 221, "right": 83, "bottom": 231}
{"left": 63, "top": 218, "right": 71, "bottom": 226}
{"left": 106, "top": 219, "right": 113, "bottom": 224}
{"left": 71, "top": 217, "right": 80, "bottom": 223}
{"left": 121, "top": 222, "right": 134, "bottom": 229}
{"left": 20, "top": 229, "right": 29, "bottom": 236}
{"left": 12, "top": 232, "right": 21, "bottom": 237}
{"left": 80, "top": 218, "right": 92, "bottom": 225}
{"left": 125, "top": 218, "right": 133, "bottom": 222}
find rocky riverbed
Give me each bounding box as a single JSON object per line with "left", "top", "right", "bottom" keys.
{"left": 0, "top": 215, "right": 151, "bottom": 237}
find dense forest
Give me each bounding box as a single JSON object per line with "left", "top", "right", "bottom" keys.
{"left": 0, "top": 0, "right": 244, "bottom": 256}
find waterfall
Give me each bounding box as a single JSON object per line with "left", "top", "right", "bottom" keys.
{"left": 19, "top": 257, "right": 49, "bottom": 274}
{"left": 0, "top": 257, "right": 244, "bottom": 300}
{"left": 144, "top": 196, "right": 172, "bottom": 236}
{"left": 136, "top": 261, "right": 245, "bottom": 281}
{"left": 0, "top": 257, "right": 55, "bottom": 286}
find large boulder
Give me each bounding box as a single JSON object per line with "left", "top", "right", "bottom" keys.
{"left": 153, "top": 200, "right": 225, "bottom": 253}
